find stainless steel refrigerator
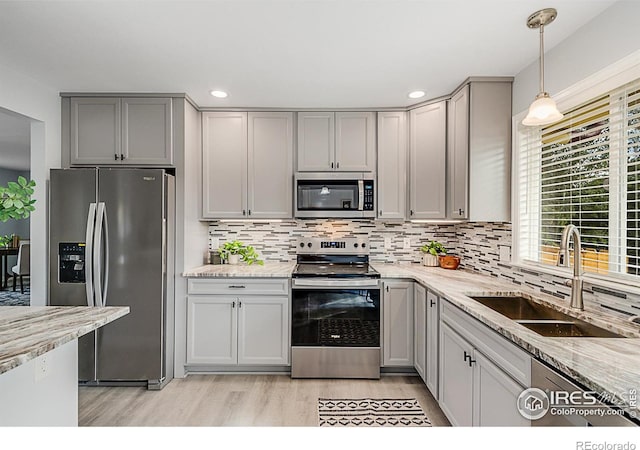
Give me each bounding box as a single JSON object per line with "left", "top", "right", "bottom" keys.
{"left": 49, "top": 168, "right": 175, "bottom": 389}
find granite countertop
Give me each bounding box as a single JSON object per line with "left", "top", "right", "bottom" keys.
{"left": 0, "top": 306, "right": 129, "bottom": 375}
{"left": 183, "top": 260, "right": 640, "bottom": 416}
{"left": 183, "top": 262, "right": 297, "bottom": 278}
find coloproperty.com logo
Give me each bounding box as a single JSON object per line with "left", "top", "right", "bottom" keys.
{"left": 516, "top": 387, "right": 637, "bottom": 421}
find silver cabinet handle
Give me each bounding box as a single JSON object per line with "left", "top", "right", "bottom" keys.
{"left": 228, "top": 285, "right": 246, "bottom": 289}
{"left": 84, "top": 203, "right": 97, "bottom": 307}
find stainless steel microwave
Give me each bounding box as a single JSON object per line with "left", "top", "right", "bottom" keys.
{"left": 294, "top": 172, "right": 375, "bottom": 218}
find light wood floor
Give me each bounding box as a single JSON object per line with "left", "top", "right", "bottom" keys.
{"left": 79, "top": 374, "right": 450, "bottom": 427}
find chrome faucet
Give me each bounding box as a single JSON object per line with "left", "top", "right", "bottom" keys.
{"left": 557, "top": 224, "right": 584, "bottom": 310}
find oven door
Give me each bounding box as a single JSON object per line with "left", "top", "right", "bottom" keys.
{"left": 291, "top": 278, "right": 381, "bottom": 347}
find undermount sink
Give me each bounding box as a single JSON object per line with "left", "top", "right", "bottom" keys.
{"left": 468, "top": 295, "right": 626, "bottom": 338}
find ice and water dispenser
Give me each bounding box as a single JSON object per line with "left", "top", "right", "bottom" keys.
{"left": 58, "top": 242, "right": 86, "bottom": 283}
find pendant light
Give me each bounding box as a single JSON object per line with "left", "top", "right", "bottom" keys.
{"left": 522, "top": 8, "right": 564, "bottom": 127}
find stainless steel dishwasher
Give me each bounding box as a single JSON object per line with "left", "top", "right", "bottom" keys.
{"left": 531, "top": 359, "right": 637, "bottom": 426}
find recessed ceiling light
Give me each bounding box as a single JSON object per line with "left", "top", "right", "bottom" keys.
{"left": 210, "top": 90, "right": 228, "bottom": 98}
{"left": 408, "top": 90, "right": 426, "bottom": 99}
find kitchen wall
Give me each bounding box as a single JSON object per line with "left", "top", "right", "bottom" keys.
{"left": 0, "top": 58, "right": 61, "bottom": 305}
{"left": 208, "top": 220, "right": 457, "bottom": 264}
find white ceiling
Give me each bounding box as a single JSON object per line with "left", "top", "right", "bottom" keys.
{"left": 0, "top": 0, "right": 618, "bottom": 108}
{"left": 0, "top": 108, "right": 31, "bottom": 171}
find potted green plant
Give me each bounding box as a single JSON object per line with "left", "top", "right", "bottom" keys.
{"left": 217, "top": 240, "right": 264, "bottom": 265}
{"left": 0, "top": 176, "right": 36, "bottom": 222}
{"left": 420, "top": 241, "right": 447, "bottom": 267}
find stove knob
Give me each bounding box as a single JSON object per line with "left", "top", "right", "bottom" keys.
{"left": 299, "top": 243, "right": 304, "bottom": 248}
{"left": 354, "top": 243, "right": 358, "bottom": 248}
{"left": 362, "top": 243, "right": 367, "bottom": 248}
{"left": 307, "top": 242, "right": 312, "bottom": 248}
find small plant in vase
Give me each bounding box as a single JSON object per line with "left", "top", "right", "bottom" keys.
{"left": 218, "top": 240, "right": 264, "bottom": 265}
{"left": 420, "top": 241, "right": 447, "bottom": 267}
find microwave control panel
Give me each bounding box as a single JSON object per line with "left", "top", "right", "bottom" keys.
{"left": 58, "top": 242, "right": 86, "bottom": 283}
{"left": 363, "top": 180, "right": 374, "bottom": 211}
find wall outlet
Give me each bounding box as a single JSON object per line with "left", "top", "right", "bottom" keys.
{"left": 35, "top": 355, "right": 49, "bottom": 382}
{"left": 384, "top": 237, "right": 392, "bottom": 249}
{"left": 403, "top": 238, "right": 411, "bottom": 249}
{"left": 499, "top": 245, "right": 511, "bottom": 262}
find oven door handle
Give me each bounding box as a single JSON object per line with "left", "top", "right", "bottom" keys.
{"left": 292, "top": 278, "right": 380, "bottom": 289}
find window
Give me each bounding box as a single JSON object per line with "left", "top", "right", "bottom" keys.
{"left": 517, "top": 78, "right": 640, "bottom": 280}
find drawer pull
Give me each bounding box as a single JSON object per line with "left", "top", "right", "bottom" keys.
{"left": 430, "top": 299, "right": 436, "bottom": 307}
{"left": 228, "top": 285, "right": 246, "bottom": 289}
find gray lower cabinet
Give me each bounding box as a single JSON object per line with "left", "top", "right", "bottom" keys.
{"left": 413, "top": 283, "right": 426, "bottom": 381}
{"left": 382, "top": 280, "right": 414, "bottom": 367}
{"left": 425, "top": 290, "right": 439, "bottom": 398}
{"left": 376, "top": 111, "right": 407, "bottom": 219}
{"left": 202, "top": 111, "right": 293, "bottom": 219}
{"left": 186, "top": 278, "right": 290, "bottom": 366}
{"left": 408, "top": 101, "right": 447, "bottom": 219}
{"left": 69, "top": 96, "right": 173, "bottom": 166}
{"left": 439, "top": 298, "right": 531, "bottom": 426}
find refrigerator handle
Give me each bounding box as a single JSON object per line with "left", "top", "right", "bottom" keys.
{"left": 93, "top": 202, "right": 106, "bottom": 307}
{"left": 101, "top": 203, "right": 110, "bottom": 307}
{"left": 85, "top": 203, "right": 97, "bottom": 307}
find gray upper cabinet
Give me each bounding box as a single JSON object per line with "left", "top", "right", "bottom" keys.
{"left": 297, "top": 111, "right": 375, "bottom": 172}
{"left": 202, "top": 111, "right": 293, "bottom": 219}
{"left": 448, "top": 86, "right": 469, "bottom": 219}
{"left": 297, "top": 112, "right": 334, "bottom": 171}
{"left": 376, "top": 111, "right": 406, "bottom": 219}
{"left": 247, "top": 112, "right": 294, "bottom": 218}
{"left": 202, "top": 112, "right": 248, "bottom": 219}
{"left": 122, "top": 97, "right": 173, "bottom": 165}
{"left": 70, "top": 97, "right": 121, "bottom": 165}
{"left": 409, "top": 101, "right": 447, "bottom": 219}
{"left": 334, "top": 112, "right": 376, "bottom": 171}
{"left": 448, "top": 80, "right": 512, "bottom": 221}
{"left": 69, "top": 96, "right": 173, "bottom": 166}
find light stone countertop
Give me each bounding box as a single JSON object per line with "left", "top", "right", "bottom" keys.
{"left": 183, "top": 262, "right": 297, "bottom": 278}
{"left": 0, "top": 306, "right": 129, "bottom": 375}
{"left": 184, "top": 261, "right": 640, "bottom": 416}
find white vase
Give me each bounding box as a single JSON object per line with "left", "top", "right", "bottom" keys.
{"left": 228, "top": 254, "right": 241, "bottom": 265}
{"left": 423, "top": 254, "right": 439, "bottom": 267}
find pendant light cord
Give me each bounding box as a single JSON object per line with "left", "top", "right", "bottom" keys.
{"left": 539, "top": 24, "right": 545, "bottom": 94}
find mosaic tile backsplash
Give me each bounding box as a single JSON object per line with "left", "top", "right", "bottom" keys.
{"left": 207, "top": 220, "right": 640, "bottom": 319}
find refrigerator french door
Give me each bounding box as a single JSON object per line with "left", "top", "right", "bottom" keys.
{"left": 49, "top": 168, "right": 175, "bottom": 389}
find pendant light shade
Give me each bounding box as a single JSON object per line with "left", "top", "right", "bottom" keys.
{"left": 522, "top": 8, "right": 564, "bottom": 127}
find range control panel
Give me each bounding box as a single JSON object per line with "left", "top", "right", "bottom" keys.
{"left": 59, "top": 242, "right": 86, "bottom": 283}
{"left": 296, "top": 238, "right": 369, "bottom": 255}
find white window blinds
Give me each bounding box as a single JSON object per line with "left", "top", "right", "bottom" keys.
{"left": 517, "top": 77, "right": 640, "bottom": 279}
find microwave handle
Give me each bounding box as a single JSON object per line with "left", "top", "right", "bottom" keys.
{"left": 358, "top": 179, "right": 364, "bottom": 211}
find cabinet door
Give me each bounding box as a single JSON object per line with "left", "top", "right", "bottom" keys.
{"left": 335, "top": 112, "right": 375, "bottom": 172}
{"left": 202, "top": 112, "right": 248, "bottom": 218}
{"left": 237, "top": 296, "right": 289, "bottom": 365}
{"left": 122, "top": 97, "right": 173, "bottom": 165}
{"left": 297, "top": 112, "right": 334, "bottom": 171}
{"left": 439, "top": 322, "right": 474, "bottom": 426}
{"left": 413, "top": 283, "right": 426, "bottom": 382}
{"left": 377, "top": 111, "right": 406, "bottom": 219}
{"left": 426, "top": 290, "right": 439, "bottom": 399}
{"left": 247, "top": 112, "right": 293, "bottom": 219}
{"left": 473, "top": 351, "right": 530, "bottom": 426}
{"left": 448, "top": 86, "right": 469, "bottom": 219}
{"left": 409, "top": 102, "right": 446, "bottom": 219}
{"left": 382, "top": 280, "right": 413, "bottom": 366}
{"left": 70, "top": 97, "right": 121, "bottom": 165}
{"left": 186, "top": 296, "right": 237, "bottom": 365}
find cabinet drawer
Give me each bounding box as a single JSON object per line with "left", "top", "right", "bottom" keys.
{"left": 188, "top": 278, "right": 289, "bottom": 295}
{"left": 441, "top": 299, "right": 530, "bottom": 386}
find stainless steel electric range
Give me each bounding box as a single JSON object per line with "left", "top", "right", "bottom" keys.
{"left": 290, "top": 238, "right": 381, "bottom": 379}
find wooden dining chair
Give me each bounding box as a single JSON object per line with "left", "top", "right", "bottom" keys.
{"left": 12, "top": 242, "right": 30, "bottom": 294}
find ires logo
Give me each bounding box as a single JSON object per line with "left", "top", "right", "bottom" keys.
{"left": 548, "top": 391, "right": 599, "bottom": 406}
